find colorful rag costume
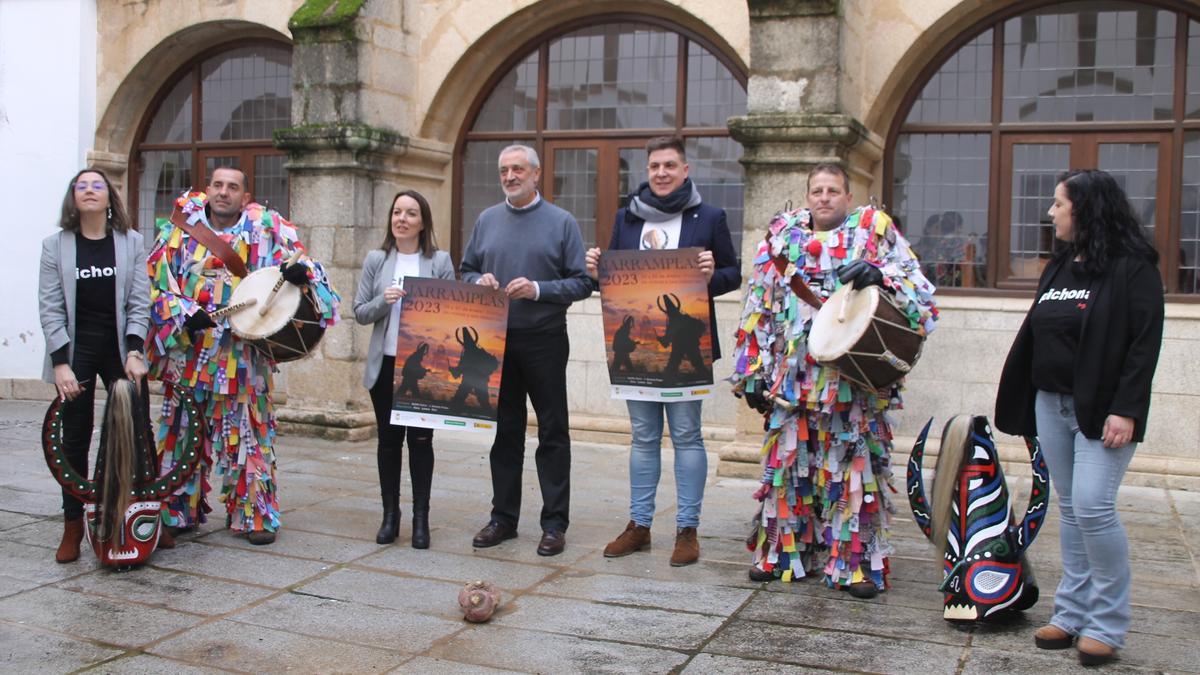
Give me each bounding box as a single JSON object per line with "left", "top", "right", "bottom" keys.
{"left": 146, "top": 192, "right": 339, "bottom": 533}
{"left": 730, "top": 206, "right": 937, "bottom": 591}
{"left": 907, "top": 415, "right": 1049, "bottom": 620}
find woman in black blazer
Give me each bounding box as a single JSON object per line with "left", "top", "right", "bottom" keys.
{"left": 353, "top": 190, "right": 454, "bottom": 548}
{"left": 996, "top": 169, "right": 1164, "bottom": 666}
{"left": 38, "top": 168, "right": 150, "bottom": 563}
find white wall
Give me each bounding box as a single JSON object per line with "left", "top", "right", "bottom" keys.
{"left": 0, "top": 0, "right": 96, "bottom": 378}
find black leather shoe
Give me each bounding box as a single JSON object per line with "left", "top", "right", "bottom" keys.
{"left": 536, "top": 529, "right": 565, "bottom": 556}
{"left": 846, "top": 581, "right": 880, "bottom": 599}
{"left": 247, "top": 530, "right": 276, "bottom": 546}
{"left": 748, "top": 566, "right": 776, "bottom": 582}
{"left": 411, "top": 504, "right": 430, "bottom": 550}
{"left": 472, "top": 520, "right": 517, "bottom": 548}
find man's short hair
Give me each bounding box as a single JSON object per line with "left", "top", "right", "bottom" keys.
{"left": 209, "top": 165, "right": 250, "bottom": 191}
{"left": 645, "top": 136, "right": 686, "bottom": 161}
{"left": 499, "top": 144, "right": 540, "bottom": 170}
{"left": 806, "top": 163, "right": 850, "bottom": 193}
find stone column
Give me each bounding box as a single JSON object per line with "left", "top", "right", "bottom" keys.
{"left": 273, "top": 0, "right": 452, "bottom": 440}
{"left": 718, "top": 0, "right": 882, "bottom": 477}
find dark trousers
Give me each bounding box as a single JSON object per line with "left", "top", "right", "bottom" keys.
{"left": 59, "top": 337, "right": 144, "bottom": 519}
{"left": 368, "top": 356, "right": 434, "bottom": 504}
{"left": 490, "top": 328, "right": 571, "bottom": 532}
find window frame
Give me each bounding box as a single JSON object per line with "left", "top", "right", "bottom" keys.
{"left": 452, "top": 14, "right": 748, "bottom": 259}
{"left": 130, "top": 39, "right": 292, "bottom": 232}
{"left": 883, "top": 0, "right": 1200, "bottom": 299}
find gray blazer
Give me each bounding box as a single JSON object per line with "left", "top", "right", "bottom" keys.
{"left": 354, "top": 248, "right": 455, "bottom": 389}
{"left": 38, "top": 228, "right": 150, "bottom": 383}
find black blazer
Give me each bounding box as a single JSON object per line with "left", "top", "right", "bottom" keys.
{"left": 607, "top": 203, "right": 741, "bottom": 361}
{"left": 995, "top": 251, "right": 1164, "bottom": 443}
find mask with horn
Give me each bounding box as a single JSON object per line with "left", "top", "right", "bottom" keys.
{"left": 906, "top": 415, "right": 1049, "bottom": 621}
{"left": 42, "top": 380, "right": 203, "bottom": 567}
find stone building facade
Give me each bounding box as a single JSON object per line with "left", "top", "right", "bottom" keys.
{"left": 8, "top": 0, "right": 1198, "bottom": 487}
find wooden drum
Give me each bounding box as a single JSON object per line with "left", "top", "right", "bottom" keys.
{"left": 224, "top": 267, "right": 326, "bottom": 363}
{"left": 807, "top": 284, "right": 925, "bottom": 391}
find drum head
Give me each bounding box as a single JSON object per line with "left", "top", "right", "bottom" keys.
{"left": 808, "top": 284, "right": 880, "bottom": 361}
{"left": 228, "top": 268, "right": 302, "bottom": 340}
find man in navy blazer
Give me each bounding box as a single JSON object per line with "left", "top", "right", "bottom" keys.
{"left": 585, "top": 135, "right": 740, "bottom": 567}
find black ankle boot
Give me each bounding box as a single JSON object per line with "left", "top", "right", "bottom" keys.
{"left": 411, "top": 501, "right": 430, "bottom": 549}
{"left": 376, "top": 490, "right": 400, "bottom": 544}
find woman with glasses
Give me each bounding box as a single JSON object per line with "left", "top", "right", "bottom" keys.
{"left": 38, "top": 168, "right": 150, "bottom": 563}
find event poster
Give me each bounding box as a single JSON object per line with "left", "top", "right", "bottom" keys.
{"left": 390, "top": 278, "right": 508, "bottom": 431}
{"left": 598, "top": 247, "right": 713, "bottom": 401}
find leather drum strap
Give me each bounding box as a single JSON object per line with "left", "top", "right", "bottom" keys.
{"left": 771, "top": 252, "right": 823, "bottom": 311}
{"left": 170, "top": 207, "right": 249, "bottom": 278}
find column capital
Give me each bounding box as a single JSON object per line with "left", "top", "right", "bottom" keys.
{"left": 747, "top": 0, "right": 839, "bottom": 19}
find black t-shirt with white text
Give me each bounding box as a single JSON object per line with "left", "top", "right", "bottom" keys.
{"left": 1030, "top": 260, "right": 1092, "bottom": 394}
{"left": 74, "top": 231, "right": 118, "bottom": 351}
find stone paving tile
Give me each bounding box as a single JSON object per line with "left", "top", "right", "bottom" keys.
{"left": 229, "top": 590, "right": 464, "bottom": 653}
{"left": 0, "top": 508, "right": 40, "bottom": 531}
{"left": 533, "top": 569, "right": 753, "bottom": 615}
{"left": 426, "top": 624, "right": 688, "bottom": 673}
{"left": 148, "top": 619, "right": 408, "bottom": 672}
{"left": 682, "top": 653, "right": 833, "bottom": 674}
{"left": 737, "top": 587, "right": 970, "bottom": 647}
{"left": 78, "top": 653, "right": 234, "bottom": 674}
{"left": 4, "top": 516, "right": 76, "bottom": 549}
{"left": 55, "top": 566, "right": 278, "bottom": 616}
{"left": 357, "top": 546, "right": 557, "bottom": 590}
{"left": 280, "top": 456, "right": 377, "bottom": 483}
{"left": 0, "top": 485, "right": 62, "bottom": 516}
{"left": 295, "top": 567, "right": 466, "bottom": 619}
{"left": 961, "top": 645, "right": 1155, "bottom": 674}
{"left": 0, "top": 586, "right": 202, "bottom": 648}
{"left": 0, "top": 573, "right": 39, "bottom": 599}
{"left": 573, "top": 550, "right": 763, "bottom": 591}
{"left": 756, "top": 572, "right": 947, "bottom": 615}
{"left": 704, "top": 618, "right": 964, "bottom": 673}
{"left": 0, "top": 621, "right": 123, "bottom": 672}
{"left": 212, "top": 525, "right": 384, "bottom": 564}
{"left": 0, "top": 538, "right": 101, "bottom": 584}
{"left": 413, "top": 519, "right": 599, "bottom": 567}
{"left": 282, "top": 493, "right": 381, "bottom": 537}
{"left": 146, "top": 540, "right": 331, "bottom": 588}
{"left": 489, "top": 594, "right": 726, "bottom": 650}
{"left": 393, "top": 656, "right": 526, "bottom": 674}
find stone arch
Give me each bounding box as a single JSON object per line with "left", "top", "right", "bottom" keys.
{"left": 91, "top": 20, "right": 290, "bottom": 186}
{"left": 418, "top": 0, "right": 748, "bottom": 144}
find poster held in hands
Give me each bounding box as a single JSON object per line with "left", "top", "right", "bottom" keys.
{"left": 391, "top": 278, "right": 508, "bottom": 431}
{"left": 598, "top": 248, "right": 713, "bottom": 401}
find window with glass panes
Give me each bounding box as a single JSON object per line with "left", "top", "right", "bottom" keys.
{"left": 455, "top": 18, "right": 747, "bottom": 256}
{"left": 133, "top": 42, "right": 292, "bottom": 238}
{"left": 887, "top": 1, "right": 1200, "bottom": 295}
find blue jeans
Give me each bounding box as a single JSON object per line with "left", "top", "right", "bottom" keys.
{"left": 1034, "top": 391, "right": 1136, "bottom": 650}
{"left": 626, "top": 399, "right": 707, "bottom": 529}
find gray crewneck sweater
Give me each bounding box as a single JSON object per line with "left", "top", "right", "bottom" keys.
{"left": 459, "top": 198, "right": 592, "bottom": 332}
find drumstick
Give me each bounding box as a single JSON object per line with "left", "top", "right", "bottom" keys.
{"left": 210, "top": 298, "right": 257, "bottom": 319}
{"left": 258, "top": 251, "right": 305, "bottom": 317}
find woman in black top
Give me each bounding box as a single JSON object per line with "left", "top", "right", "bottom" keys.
{"left": 996, "top": 169, "right": 1164, "bottom": 666}
{"left": 38, "top": 169, "right": 150, "bottom": 563}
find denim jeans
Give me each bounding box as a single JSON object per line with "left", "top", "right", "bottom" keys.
{"left": 626, "top": 399, "right": 707, "bottom": 529}
{"left": 1035, "top": 390, "right": 1136, "bottom": 650}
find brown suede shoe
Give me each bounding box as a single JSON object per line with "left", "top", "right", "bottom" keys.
{"left": 156, "top": 527, "right": 176, "bottom": 550}
{"left": 55, "top": 517, "right": 84, "bottom": 564}
{"left": 1034, "top": 624, "right": 1074, "bottom": 650}
{"left": 1077, "top": 636, "right": 1118, "bottom": 666}
{"left": 669, "top": 527, "right": 699, "bottom": 567}
{"left": 603, "top": 520, "right": 651, "bottom": 558}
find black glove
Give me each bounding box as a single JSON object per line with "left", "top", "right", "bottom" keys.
{"left": 184, "top": 309, "right": 216, "bottom": 334}
{"left": 837, "top": 259, "right": 884, "bottom": 290}
{"left": 281, "top": 262, "right": 309, "bottom": 286}
{"left": 743, "top": 390, "right": 772, "bottom": 414}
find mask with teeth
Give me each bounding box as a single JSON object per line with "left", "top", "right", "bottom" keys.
{"left": 906, "top": 415, "right": 1050, "bottom": 621}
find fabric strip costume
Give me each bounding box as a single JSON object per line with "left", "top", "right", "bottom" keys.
{"left": 146, "top": 191, "right": 340, "bottom": 534}
{"left": 730, "top": 206, "right": 937, "bottom": 591}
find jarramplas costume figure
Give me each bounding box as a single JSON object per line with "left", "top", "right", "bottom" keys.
{"left": 147, "top": 186, "right": 339, "bottom": 543}
{"left": 731, "top": 194, "right": 937, "bottom": 597}
{"left": 907, "top": 415, "right": 1049, "bottom": 621}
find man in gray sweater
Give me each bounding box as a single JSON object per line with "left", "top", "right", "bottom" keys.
{"left": 460, "top": 144, "right": 592, "bottom": 556}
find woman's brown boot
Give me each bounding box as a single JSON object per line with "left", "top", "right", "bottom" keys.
{"left": 55, "top": 516, "right": 84, "bottom": 564}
